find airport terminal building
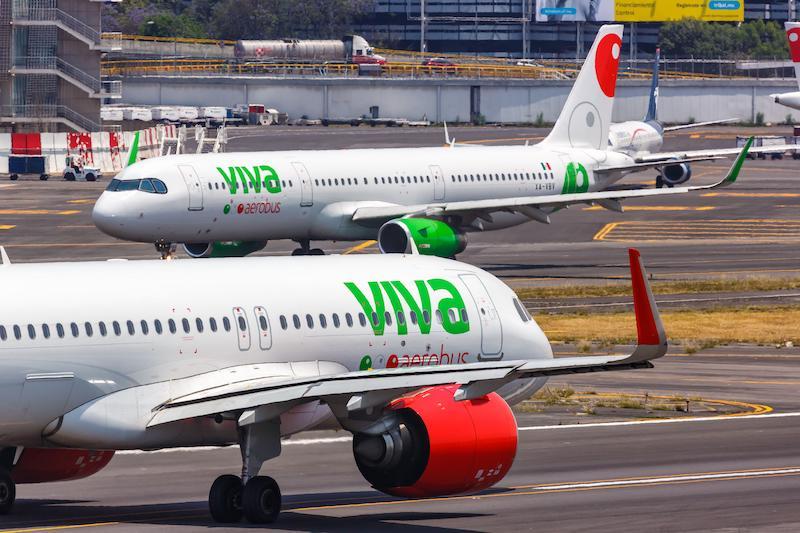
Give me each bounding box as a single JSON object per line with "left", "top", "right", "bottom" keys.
{"left": 353, "top": 0, "right": 795, "bottom": 58}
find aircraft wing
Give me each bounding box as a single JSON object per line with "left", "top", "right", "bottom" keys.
{"left": 351, "top": 139, "right": 750, "bottom": 225}
{"left": 147, "top": 249, "right": 666, "bottom": 428}
{"left": 662, "top": 118, "right": 737, "bottom": 132}
{"left": 636, "top": 142, "right": 797, "bottom": 164}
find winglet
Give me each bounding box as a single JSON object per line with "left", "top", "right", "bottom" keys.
{"left": 625, "top": 248, "right": 667, "bottom": 362}
{"left": 125, "top": 131, "right": 140, "bottom": 167}
{"left": 716, "top": 136, "right": 752, "bottom": 188}
{"left": 444, "top": 122, "right": 455, "bottom": 148}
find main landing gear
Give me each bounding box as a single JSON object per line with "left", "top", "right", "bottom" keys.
{"left": 291, "top": 239, "right": 325, "bottom": 256}
{"left": 208, "top": 418, "right": 283, "bottom": 524}
{"left": 0, "top": 467, "right": 15, "bottom": 515}
{"left": 155, "top": 241, "right": 177, "bottom": 260}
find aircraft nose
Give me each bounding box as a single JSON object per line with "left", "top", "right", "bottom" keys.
{"left": 92, "top": 192, "right": 134, "bottom": 238}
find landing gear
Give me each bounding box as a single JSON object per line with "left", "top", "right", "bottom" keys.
{"left": 0, "top": 467, "right": 15, "bottom": 515}
{"left": 208, "top": 418, "right": 282, "bottom": 524}
{"left": 291, "top": 239, "right": 325, "bottom": 256}
{"left": 155, "top": 241, "right": 176, "bottom": 260}
{"left": 656, "top": 175, "right": 664, "bottom": 189}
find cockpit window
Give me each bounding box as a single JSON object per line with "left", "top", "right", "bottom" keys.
{"left": 105, "top": 178, "right": 168, "bottom": 194}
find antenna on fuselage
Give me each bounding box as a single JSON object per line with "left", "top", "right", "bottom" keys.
{"left": 0, "top": 246, "right": 10, "bottom": 266}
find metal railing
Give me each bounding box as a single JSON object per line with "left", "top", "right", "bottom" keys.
{"left": 0, "top": 104, "right": 101, "bottom": 131}
{"left": 13, "top": 7, "right": 102, "bottom": 45}
{"left": 13, "top": 56, "right": 122, "bottom": 96}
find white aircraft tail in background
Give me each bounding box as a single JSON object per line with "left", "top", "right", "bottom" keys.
{"left": 771, "top": 22, "right": 800, "bottom": 110}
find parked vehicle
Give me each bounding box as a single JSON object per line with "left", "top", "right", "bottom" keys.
{"left": 235, "top": 35, "right": 386, "bottom": 65}
{"left": 63, "top": 155, "right": 101, "bottom": 182}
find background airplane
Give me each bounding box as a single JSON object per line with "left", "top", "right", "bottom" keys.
{"left": 771, "top": 21, "right": 800, "bottom": 111}
{"left": 92, "top": 25, "right": 751, "bottom": 260}
{"left": 0, "top": 248, "right": 666, "bottom": 523}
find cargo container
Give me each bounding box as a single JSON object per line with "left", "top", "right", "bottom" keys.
{"left": 151, "top": 107, "right": 181, "bottom": 122}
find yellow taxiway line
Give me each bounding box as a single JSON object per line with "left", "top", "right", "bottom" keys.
{"left": 0, "top": 225, "right": 16, "bottom": 230}
{"left": 583, "top": 206, "right": 716, "bottom": 212}
{"left": 703, "top": 192, "right": 800, "bottom": 198}
{"left": 0, "top": 209, "right": 81, "bottom": 216}
{"left": 343, "top": 240, "right": 377, "bottom": 255}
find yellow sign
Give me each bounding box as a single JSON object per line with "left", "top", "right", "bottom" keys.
{"left": 615, "top": 1, "right": 744, "bottom": 22}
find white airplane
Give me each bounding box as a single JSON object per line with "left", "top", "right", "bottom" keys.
{"left": 0, "top": 247, "right": 666, "bottom": 523}
{"left": 771, "top": 22, "right": 800, "bottom": 111}
{"left": 92, "top": 25, "right": 752, "bottom": 260}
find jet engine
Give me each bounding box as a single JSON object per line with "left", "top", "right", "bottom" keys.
{"left": 10, "top": 449, "right": 114, "bottom": 484}
{"left": 183, "top": 241, "right": 267, "bottom": 259}
{"left": 659, "top": 163, "right": 692, "bottom": 187}
{"left": 352, "top": 385, "right": 517, "bottom": 498}
{"left": 378, "top": 219, "right": 467, "bottom": 258}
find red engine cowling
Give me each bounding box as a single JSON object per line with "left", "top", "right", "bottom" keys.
{"left": 353, "top": 385, "right": 517, "bottom": 498}
{"left": 11, "top": 449, "right": 114, "bottom": 484}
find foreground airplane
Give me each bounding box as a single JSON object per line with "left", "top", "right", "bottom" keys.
{"left": 0, "top": 247, "right": 666, "bottom": 523}
{"left": 92, "top": 25, "right": 750, "bottom": 259}
{"left": 771, "top": 22, "right": 800, "bottom": 111}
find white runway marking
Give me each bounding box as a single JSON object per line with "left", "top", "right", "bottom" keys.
{"left": 116, "top": 412, "right": 800, "bottom": 455}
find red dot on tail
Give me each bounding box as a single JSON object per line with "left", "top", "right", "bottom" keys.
{"left": 788, "top": 29, "right": 800, "bottom": 62}
{"left": 595, "top": 33, "right": 623, "bottom": 98}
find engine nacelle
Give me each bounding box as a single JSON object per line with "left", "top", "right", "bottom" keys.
{"left": 183, "top": 241, "right": 267, "bottom": 259}
{"left": 660, "top": 163, "right": 692, "bottom": 187}
{"left": 11, "top": 449, "right": 114, "bottom": 484}
{"left": 378, "top": 219, "right": 467, "bottom": 258}
{"left": 352, "top": 385, "right": 517, "bottom": 498}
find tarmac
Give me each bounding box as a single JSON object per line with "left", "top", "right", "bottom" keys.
{"left": 0, "top": 125, "right": 798, "bottom": 532}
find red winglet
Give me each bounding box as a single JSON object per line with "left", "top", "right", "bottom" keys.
{"left": 629, "top": 248, "right": 663, "bottom": 346}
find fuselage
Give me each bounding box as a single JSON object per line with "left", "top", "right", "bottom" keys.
{"left": 92, "top": 144, "right": 633, "bottom": 245}
{"left": 608, "top": 120, "right": 664, "bottom": 157}
{"left": 0, "top": 254, "right": 550, "bottom": 450}
{"left": 772, "top": 91, "right": 800, "bottom": 111}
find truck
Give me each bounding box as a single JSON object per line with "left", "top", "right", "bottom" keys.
{"left": 234, "top": 35, "right": 386, "bottom": 65}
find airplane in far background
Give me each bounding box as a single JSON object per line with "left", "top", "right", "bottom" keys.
{"left": 771, "top": 21, "right": 800, "bottom": 112}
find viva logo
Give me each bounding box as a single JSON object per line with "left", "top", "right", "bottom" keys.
{"left": 217, "top": 165, "right": 282, "bottom": 195}
{"left": 345, "top": 279, "right": 470, "bottom": 336}
{"left": 561, "top": 162, "right": 590, "bottom": 194}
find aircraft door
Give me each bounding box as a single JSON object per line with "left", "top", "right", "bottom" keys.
{"left": 253, "top": 306, "right": 273, "bottom": 350}
{"left": 430, "top": 165, "right": 445, "bottom": 201}
{"left": 232, "top": 307, "right": 251, "bottom": 351}
{"left": 292, "top": 162, "right": 314, "bottom": 207}
{"left": 459, "top": 274, "right": 503, "bottom": 359}
{"left": 178, "top": 165, "right": 204, "bottom": 211}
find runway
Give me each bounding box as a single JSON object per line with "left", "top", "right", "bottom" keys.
{"left": 3, "top": 351, "right": 800, "bottom": 532}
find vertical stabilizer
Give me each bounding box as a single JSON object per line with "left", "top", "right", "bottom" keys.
{"left": 786, "top": 22, "right": 800, "bottom": 89}
{"left": 644, "top": 48, "right": 660, "bottom": 123}
{"left": 541, "top": 24, "right": 624, "bottom": 150}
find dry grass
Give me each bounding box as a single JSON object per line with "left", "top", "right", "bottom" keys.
{"left": 537, "top": 306, "right": 800, "bottom": 345}
{"left": 515, "top": 277, "right": 800, "bottom": 300}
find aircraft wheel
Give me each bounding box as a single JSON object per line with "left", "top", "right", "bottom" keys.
{"left": 310, "top": 248, "right": 325, "bottom": 256}
{"left": 655, "top": 175, "right": 664, "bottom": 189}
{"left": 208, "top": 474, "right": 243, "bottom": 523}
{"left": 291, "top": 248, "right": 307, "bottom": 256}
{"left": 0, "top": 467, "right": 15, "bottom": 515}
{"left": 242, "top": 476, "right": 281, "bottom": 524}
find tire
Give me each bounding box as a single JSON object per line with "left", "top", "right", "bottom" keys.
{"left": 64, "top": 172, "right": 75, "bottom": 182}
{"left": 310, "top": 248, "right": 325, "bottom": 256}
{"left": 208, "top": 475, "right": 243, "bottom": 523}
{"left": 85, "top": 173, "right": 97, "bottom": 182}
{"left": 9, "top": 174, "right": 18, "bottom": 181}
{"left": 39, "top": 174, "right": 48, "bottom": 181}
{"left": 242, "top": 476, "right": 281, "bottom": 524}
{"left": 291, "top": 249, "right": 305, "bottom": 256}
{"left": 0, "top": 468, "right": 15, "bottom": 515}
{"left": 655, "top": 175, "right": 664, "bottom": 189}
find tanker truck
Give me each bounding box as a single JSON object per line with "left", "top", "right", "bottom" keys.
{"left": 234, "top": 35, "right": 386, "bottom": 65}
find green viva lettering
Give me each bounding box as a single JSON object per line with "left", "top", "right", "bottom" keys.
{"left": 561, "top": 162, "right": 590, "bottom": 194}
{"left": 217, "top": 165, "right": 282, "bottom": 195}
{"left": 345, "top": 278, "right": 468, "bottom": 336}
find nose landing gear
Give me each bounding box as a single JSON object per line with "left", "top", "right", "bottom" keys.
{"left": 208, "top": 418, "right": 283, "bottom": 524}
{"left": 0, "top": 467, "right": 15, "bottom": 515}
{"left": 291, "top": 239, "right": 325, "bottom": 256}
{"left": 155, "top": 241, "right": 177, "bottom": 260}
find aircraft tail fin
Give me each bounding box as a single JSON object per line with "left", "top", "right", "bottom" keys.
{"left": 125, "top": 131, "right": 140, "bottom": 167}
{"left": 541, "top": 24, "right": 624, "bottom": 150}
{"left": 644, "top": 48, "right": 660, "bottom": 123}
{"left": 786, "top": 22, "right": 800, "bottom": 89}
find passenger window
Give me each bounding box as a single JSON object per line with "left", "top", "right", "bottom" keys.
{"left": 182, "top": 318, "right": 191, "bottom": 333}
{"left": 99, "top": 322, "right": 108, "bottom": 337}
{"left": 42, "top": 324, "right": 50, "bottom": 339}
{"left": 209, "top": 317, "right": 217, "bottom": 332}
{"left": 384, "top": 312, "right": 393, "bottom": 326}
{"left": 435, "top": 310, "right": 443, "bottom": 324}
{"left": 237, "top": 316, "right": 246, "bottom": 331}
{"left": 113, "top": 321, "right": 121, "bottom": 336}
{"left": 56, "top": 323, "right": 65, "bottom": 338}
{"left": 318, "top": 314, "right": 327, "bottom": 329}
{"left": 293, "top": 315, "right": 301, "bottom": 329}
{"left": 306, "top": 314, "right": 314, "bottom": 329}
{"left": 280, "top": 315, "right": 288, "bottom": 330}
{"left": 196, "top": 318, "right": 204, "bottom": 333}
{"left": 154, "top": 319, "right": 163, "bottom": 335}
{"left": 168, "top": 319, "right": 177, "bottom": 334}
{"left": 359, "top": 313, "right": 367, "bottom": 327}
{"left": 27, "top": 324, "right": 36, "bottom": 340}
{"left": 127, "top": 320, "right": 136, "bottom": 335}
{"left": 345, "top": 313, "right": 353, "bottom": 327}
{"left": 141, "top": 320, "right": 150, "bottom": 335}
{"left": 13, "top": 325, "right": 21, "bottom": 340}
{"left": 222, "top": 317, "right": 231, "bottom": 332}
{"left": 410, "top": 311, "right": 417, "bottom": 325}
{"left": 397, "top": 311, "right": 405, "bottom": 325}
{"left": 461, "top": 309, "right": 469, "bottom": 323}
{"left": 70, "top": 323, "right": 79, "bottom": 337}
{"left": 448, "top": 309, "right": 457, "bottom": 323}
{"left": 423, "top": 310, "right": 431, "bottom": 324}
{"left": 332, "top": 314, "right": 340, "bottom": 328}
{"left": 259, "top": 315, "right": 268, "bottom": 331}
{"left": 85, "top": 322, "right": 93, "bottom": 337}
{"left": 0, "top": 325, "right": 6, "bottom": 341}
